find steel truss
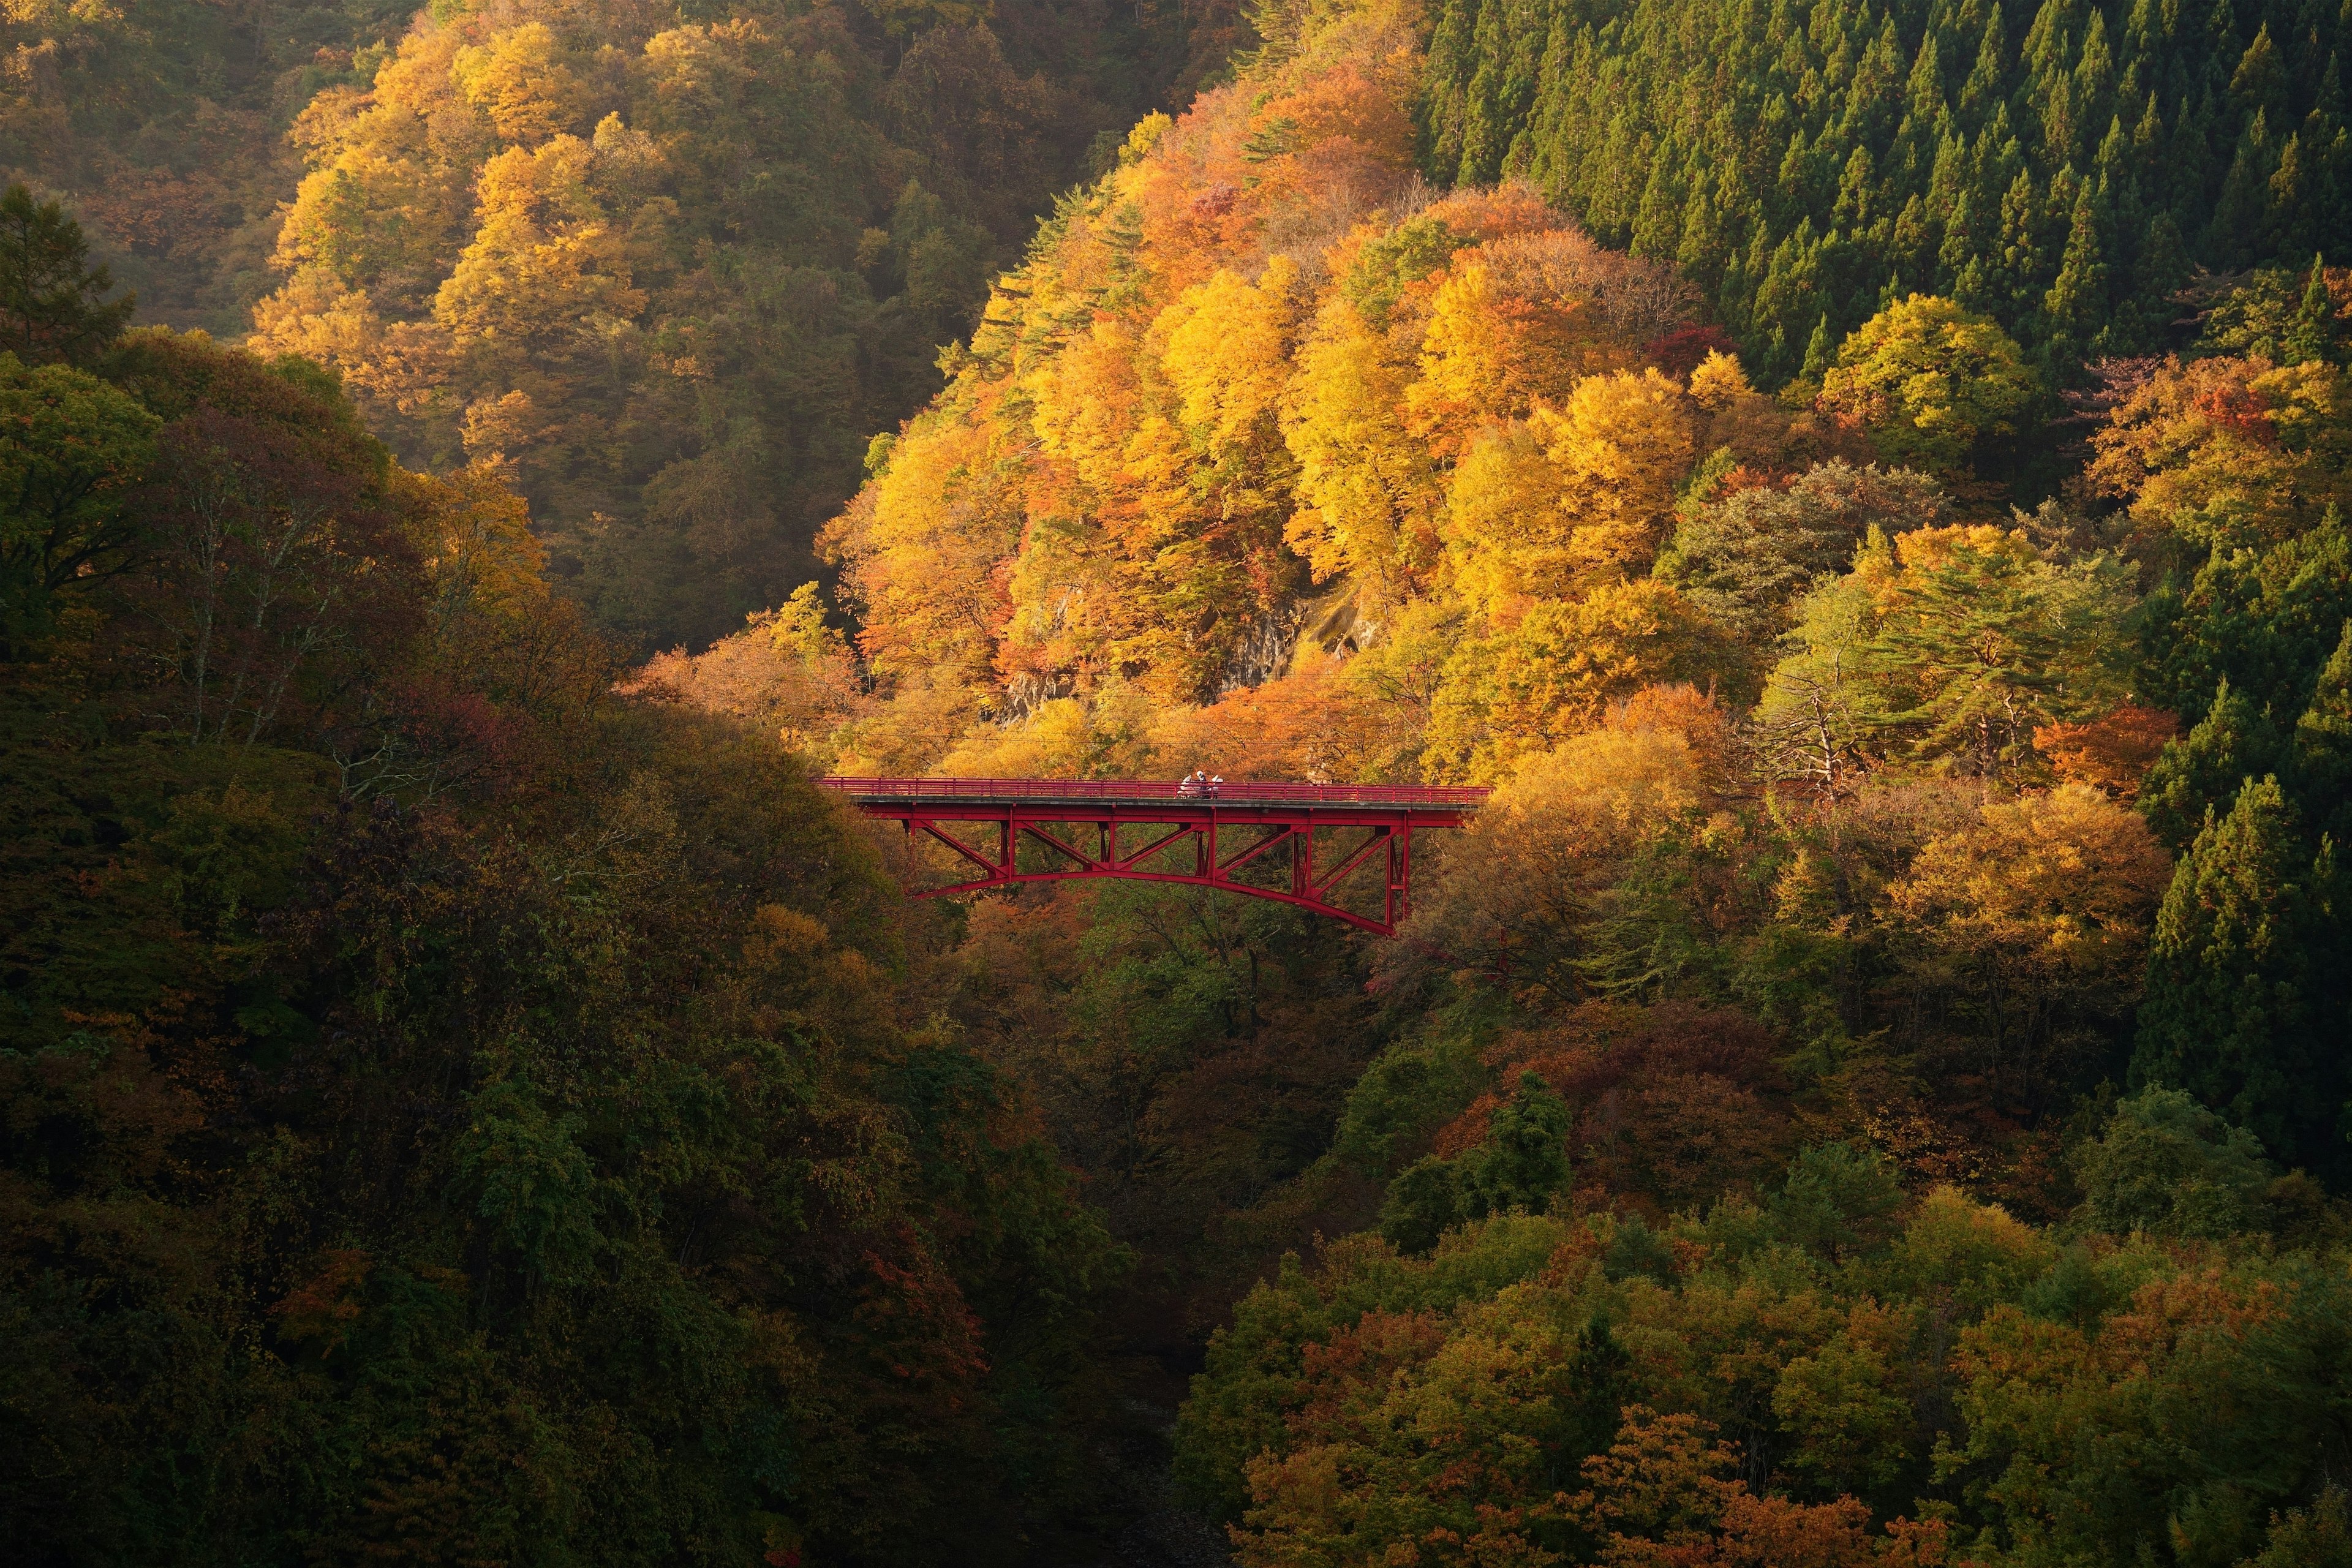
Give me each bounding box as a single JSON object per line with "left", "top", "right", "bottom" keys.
{"left": 821, "top": 782, "right": 1487, "bottom": 935}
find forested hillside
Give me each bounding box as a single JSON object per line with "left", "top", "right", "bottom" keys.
{"left": 10, "top": 0, "right": 2352, "bottom": 1560}
{"left": 4, "top": 0, "right": 1238, "bottom": 650}
{"left": 0, "top": 0, "right": 410, "bottom": 334}
{"left": 1420, "top": 0, "right": 2352, "bottom": 382}
{"left": 1, "top": 199, "right": 1128, "bottom": 1566}
{"left": 650, "top": 0, "right": 2352, "bottom": 1559}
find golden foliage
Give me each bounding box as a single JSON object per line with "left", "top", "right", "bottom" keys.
{"left": 2089, "top": 353, "right": 2352, "bottom": 550}
{"left": 1885, "top": 785, "right": 2173, "bottom": 986}
{"left": 802, "top": 0, "right": 1708, "bottom": 775}
{"left": 1401, "top": 696, "right": 1717, "bottom": 997}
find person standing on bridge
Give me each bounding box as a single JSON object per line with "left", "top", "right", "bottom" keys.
{"left": 1179, "top": 769, "right": 1207, "bottom": 797}
{"left": 1208, "top": 774, "right": 1223, "bottom": 797}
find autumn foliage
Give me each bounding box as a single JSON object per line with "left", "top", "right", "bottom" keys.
{"left": 9, "top": 0, "right": 2352, "bottom": 1557}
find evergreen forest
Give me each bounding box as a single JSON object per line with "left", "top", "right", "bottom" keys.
{"left": 7, "top": 0, "right": 2352, "bottom": 1562}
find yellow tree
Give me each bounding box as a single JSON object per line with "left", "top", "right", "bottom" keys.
{"left": 1531, "top": 368, "right": 1697, "bottom": 582}
{"left": 1815, "top": 295, "right": 2038, "bottom": 473}
{"left": 1885, "top": 785, "right": 2173, "bottom": 1112}
{"left": 2089, "top": 354, "right": 2352, "bottom": 552}
{"left": 1281, "top": 292, "right": 1442, "bottom": 604}
{"left": 1442, "top": 417, "right": 1564, "bottom": 617}
{"left": 1124, "top": 256, "right": 1307, "bottom": 699}
{"left": 823, "top": 408, "right": 1024, "bottom": 690}
{"left": 1428, "top": 579, "right": 1723, "bottom": 779}
{"left": 252, "top": 26, "right": 493, "bottom": 442}
{"left": 453, "top": 22, "right": 592, "bottom": 148}
{"left": 434, "top": 136, "right": 643, "bottom": 378}
{"left": 1401, "top": 715, "right": 1711, "bottom": 995}
{"left": 1012, "top": 315, "right": 1148, "bottom": 696}
{"left": 1157, "top": 259, "right": 1298, "bottom": 460}
{"left": 393, "top": 461, "right": 546, "bottom": 616}
{"left": 266, "top": 27, "right": 490, "bottom": 309}
{"left": 1407, "top": 260, "right": 1566, "bottom": 450}
{"left": 1445, "top": 368, "right": 1697, "bottom": 612}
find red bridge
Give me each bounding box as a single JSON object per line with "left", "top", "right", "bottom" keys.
{"left": 818, "top": 778, "right": 1490, "bottom": 935}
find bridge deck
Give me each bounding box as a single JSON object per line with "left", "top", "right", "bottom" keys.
{"left": 817, "top": 777, "right": 1489, "bottom": 810}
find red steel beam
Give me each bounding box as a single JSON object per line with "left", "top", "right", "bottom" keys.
{"left": 1312, "top": 825, "right": 1395, "bottom": 900}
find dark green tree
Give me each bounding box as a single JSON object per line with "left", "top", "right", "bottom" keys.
{"left": 1799, "top": 310, "right": 1836, "bottom": 381}
{"left": 1458, "top": 1070, "right": 1572, "bottom": 1216}
{"left": 2137, "top": 508, "right": 2352, "bottom": 733}
{"left": 1767, "top": 1142, "right": 1904, "bottom": 1259}
{"left": 2133, "top": 777, "right": 2342, "bottom": 1166}
{"left": 2242, "top": 1490, "right": 2352, "bottom": 1568}
{"left": 2290, "top": 621, "right": 2352, "bottom": 846}
{"left": 1377, "top": 1071, "right": 1572, "bottom": 1251}
{"left": 1379, "top": 1154, "right": 1464, "bottom": 1254}
{"left": 2041, "top": 189, "right": 2113, "bottom": 365}
{"left": 2072, "top": 1086, "right": 2275, "bottom": 1239}
{"left": 2284, "top": 254, "right": 2336, "bottom": 365}
{"left": 2139, "top": 677, "right": 2287, "bottom": 849}
{"left": 0, "top": 185, "right": 134, "bottom": 368}
{"left": 0, "top": 355, "right": 160, "bottom": 657}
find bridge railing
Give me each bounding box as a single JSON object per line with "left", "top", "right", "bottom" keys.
{"left": 817, "top": 775, "right": 1491, "bottom": 808}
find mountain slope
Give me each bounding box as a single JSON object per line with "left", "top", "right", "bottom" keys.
{"left": 3, "top": 0, "right": 1240, "bottom": 649}
{"left": 1418, "top": 0, "right": 2352, "bottom": 382}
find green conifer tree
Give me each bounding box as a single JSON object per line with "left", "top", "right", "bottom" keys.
{"left": 2140, "top": 679, "right": 2286, "bottom": 848}
{"left": 2133, "top": 777, "right": 2340, "bottom": 1167}
{"left": 1962, "top": 4, "right": 2008, "bottom": 115}
{"left": 2211, "top": 111, "right": 2274, "bottom": 268}
{"left": 2289, "top": 620, "right": 2352, "bottom": 845}
{"left": 0, "top": 184, "right": 135, "bottom": 368}
{"left": 1458, "top": 1071, "right": 1573, "bottom": 1216}
{"left": 2283, "top": 253, "right": 2334, "bottom": 364}
{"left": 2043, "top": 187, "right": 2113, "bottom": 364}
{"left": 1800, "top": 310, "right": 1836, "bottom": 380}
{"left": 2231, "top": 23, "right": 2288, "bottom": 123}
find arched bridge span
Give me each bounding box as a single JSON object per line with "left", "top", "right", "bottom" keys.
{"left": 818, "top": 778, "right": 1490, "bottom": 935}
